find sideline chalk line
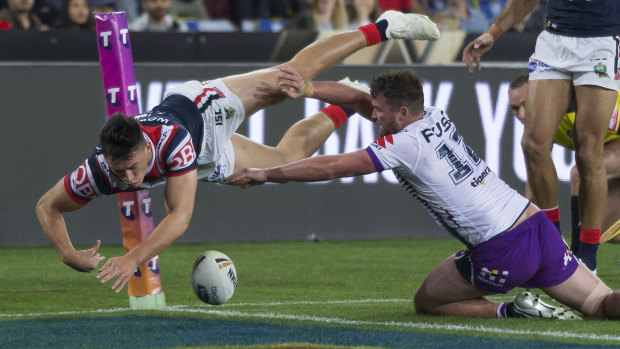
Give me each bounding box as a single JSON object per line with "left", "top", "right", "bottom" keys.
{"left": 1, "top": 297, "right": 616, "bottom": 342}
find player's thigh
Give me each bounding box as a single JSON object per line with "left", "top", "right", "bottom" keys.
{"left": 542, "top": 263, "right": 611, "bottom": 316}
{"left": 523, "top": 79, "right": 572, "bottom": 147}
{"left": 230, "top": 133, "right": 289, "bottom": 173}
{"left": 415, "top": 254, "right": 494, "bottom": 307}
{"left": 573, "top": 86, "right": 618, "bottom": 147}
{"left": 222, "top": 67, "right": 287, "bottom": 118}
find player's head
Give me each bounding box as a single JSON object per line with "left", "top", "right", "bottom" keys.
{"left": 99, "top": 113, "right": 151, "bottom": 187}
{"left": 370, "top": 69, "right": 424, "bottom": 137}
{"left": 509, "top": 74, "right": 529, "bottom": 124}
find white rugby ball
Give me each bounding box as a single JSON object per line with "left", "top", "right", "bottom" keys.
{"left": 191, "top": 250, "right": 237, "bottom": 305}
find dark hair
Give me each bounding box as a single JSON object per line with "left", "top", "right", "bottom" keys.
{"left": 99, "top": 113, "right": 145, "bottom": 161}
{"left": 56, "top": 0, "right": 94, "bottom": 30}
{"left": 370, "top": 69, "right": 424, "bottom": 114}
{"left": 510, "top": 73, "right": 529, "bottom": 90}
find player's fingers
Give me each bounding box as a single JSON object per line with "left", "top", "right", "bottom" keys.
{"left": 99, "top": 258, "right": 112, "bottom": 272}
{"left": 90, "top": 239, "right": 101, "bottom": 253}
{"left": 279, "top": 65, "right": 300, "bottom": 76}
{"left": 475, "top": 56, "right": 481, "bottom": 71}
{"left": 281, "top": 88, "right": 299, "bottom": 99}
{"left": 115, "top": 278, "right": 129, "bottom": 293}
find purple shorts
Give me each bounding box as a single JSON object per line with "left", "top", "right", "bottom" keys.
{"left": 454, "top": 211, "right": 579, "bottom": 293}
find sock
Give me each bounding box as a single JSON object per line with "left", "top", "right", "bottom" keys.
{"left": 358, "top": 20, "right": 388, "bottom": 46}
{"left": 578, "top": 229, "right": 600, "bottom": 271}
{"left": 498, "top": 302, "right": 526, "bottom": 318}
{"left": 497, "top": 302, "right": 508, "bottom": 318}
{"left": 570, "top": 196, "right": 581, "bottom": 254}
{"left": 542, "top": 206, "right": 561, "bottom": 234}
{"left": 320, "top": 105, "right": 356, "bottom": 129}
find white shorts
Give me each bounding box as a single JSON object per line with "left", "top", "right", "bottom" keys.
{"left": 164, "top": 79, "right": 246, "bottom": 183}
{"left": 528, "top": 31, "right": 620, "bottom": 91}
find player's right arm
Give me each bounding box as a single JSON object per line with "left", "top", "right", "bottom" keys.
{"left": 462, "top": 0, "right": 539, "bottom": 73}
{"left": 36, "top": 178, "right": 105, "bottom": 272}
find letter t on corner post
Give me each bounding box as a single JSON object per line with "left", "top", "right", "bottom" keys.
{"left": 95, "top": 12, "right": 165, "bottom": 309}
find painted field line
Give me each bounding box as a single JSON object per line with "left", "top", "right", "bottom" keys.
{"left": 163, "top": 306, "right": 620, "bottom": 342}
{"left": 210, "top": 298, "right": 411, "bottom": 307}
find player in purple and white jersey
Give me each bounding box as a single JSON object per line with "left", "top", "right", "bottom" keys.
{"left": 36, "top": 11, "right": 442, "bottom": 293}
{"left": 227, "top": 69, "right": 620, "bottom": 319}
{"left": 462, "top": 0, "right": 620, "bottom": 272}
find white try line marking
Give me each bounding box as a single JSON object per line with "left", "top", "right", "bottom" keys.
{"left": 2, "top": 297, "right": 611, "bottom": 342}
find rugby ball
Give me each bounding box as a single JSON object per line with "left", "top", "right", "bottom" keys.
{"left": 191, "top": 250, "right": 237, "bottom": 305}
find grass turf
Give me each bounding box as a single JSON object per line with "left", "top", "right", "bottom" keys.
{"left": 1, "top": 238, "right": 620, "bottom": 347}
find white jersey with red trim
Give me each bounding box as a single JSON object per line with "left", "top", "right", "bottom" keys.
{"left": 64, "top": 95, "right": 201, "bottom": 205}
{"left": 365, "top": 106, "right": 529, "bottom": 247}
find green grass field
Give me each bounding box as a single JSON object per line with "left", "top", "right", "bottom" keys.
{"left": 2, "top": 238, "right": 620, "bottom": 348}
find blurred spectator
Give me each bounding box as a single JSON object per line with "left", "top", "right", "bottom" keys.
{"left": 509, "top": 0, "right": 545, "bottom": 33}
{"left": 378, "top": 0, "right": 424, "bottom": 13}
{"left": 0, "top": 0, "right": 47, "bottom": 29}
{"left": 90, "top": 0, "right": 114, "bottom": 13}
{"left": 472, "top": 0, "right": 504, "bottom": 22}
{"left": 169, "top": 0, "right": 207, "bottom": 19}
{"left": 347, "top": 0, "right": 380, "bottom": 29}
{"left": 34, "top": 0, "right": 60, "bottom": 27}
{"left": 284, "top": 0, "right": 314, "bottom": 30}
{"left": 55, "top": 0, "right": 93, "bottom": 28}
{"left": 312, "top": 0, "right": 348, "bottom": 31}
{"left": 130, "top": 0, "right": 187, "bottom": 31}
{"left": 433, "top": 0, "right": 488, "bottom": 33}
{"left": 115, "top": 0, "right": 139, "bottom": 22}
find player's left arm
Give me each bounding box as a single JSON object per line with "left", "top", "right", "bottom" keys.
{"left": 226, "top": 149, "right": 377, "bottom": 188}
{"left": 97, "top": 169, "right": 198, "bottom": 292}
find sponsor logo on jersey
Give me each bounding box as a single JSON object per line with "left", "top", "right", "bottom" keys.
{"left": 169, "top": 138, "right": 196, "bottom": 171}
{"left": 208, "top": 163, "right": 227, "bottom": 182}
{"left": 594, "top": 62, "right": 608, "bottom": 78}
{"left": 477, "top": 267, "right": 509, "bottom": 288}
{"left": 470, "top": 166, "right": 491, "bottom": 187}
{"left": 225, "top": 107, "right": 236, "bottom": 120}
{"left": 529, "top": 60, "right": 553, "bottom": 74}
{"left": 421, "top": 116, "right": 452, "bottom": 143}
{"left": 194, "top": 87, "right": 225, "bottom": 113}
{"left": 71, "top": 164, "right": 95, "bottom": 198}
{"left": 373, "top": 134, "right": 393, "bottom": 148}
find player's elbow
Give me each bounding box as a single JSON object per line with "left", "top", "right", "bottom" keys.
{"left": 35, "top": 192, "right": 53, "bottom": 220}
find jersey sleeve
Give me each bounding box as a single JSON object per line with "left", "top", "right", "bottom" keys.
{"left": 163, "top": 127, "right": 198, "bottom": 176}
{"left": 364, "top": 133, "right": 421, "bottom": 172}
{"left": 64, "top": 151, "right": 115, "bottom": 204}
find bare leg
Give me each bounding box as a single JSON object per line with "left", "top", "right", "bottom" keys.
{"left": 521, "top": 79, "right": 572, "bottom": 210}
{"left": 572, "top": 86, "right": 617, "bottom": 231}
{"left": 414, "top": 255, "right": 497, "bottom": 317}
{"left": 542, "top": 263, "right": 620, "bottom": 318}
{"left": 231, "top": 110, "right": 337, "bottom": 172}
{"left": 223, "top": 30, "right": 369, "bottom": 118}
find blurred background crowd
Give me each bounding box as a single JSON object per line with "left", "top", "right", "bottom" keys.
{"left": 0, "top": 0, "right": 547, "bottom": 34}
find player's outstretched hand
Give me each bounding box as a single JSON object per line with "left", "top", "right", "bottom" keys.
{"left": 225, "top": 168, "right": 268, "bottom": 188}
{"left": 462, "top": 32, "right": 495, "bottom": 73}
{"left": 97, "top": 255, "right": 137, "bottom": 293}
{"left": 279, "top": 65, "right": 313, "bottom": 99}
{"left": 66, "top": 239, "right": 105, "bottom": 272}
